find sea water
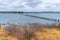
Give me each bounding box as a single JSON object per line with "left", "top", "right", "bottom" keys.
{"left": 0, "top": 13, "right": 60, "bottom": 25}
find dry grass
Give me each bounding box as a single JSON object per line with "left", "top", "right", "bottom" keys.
{"left": 0, "top": 23, "right": 60, "bottom": 40}
{"left": 34, "top": 28, "right": 60, "bottom": 40}
{"left": 0, "top": 27, "right": 18, "bottom": 40}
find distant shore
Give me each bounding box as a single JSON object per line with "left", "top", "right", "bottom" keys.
{"left": 0, "top": 11, "right": 60, "bottom": 13}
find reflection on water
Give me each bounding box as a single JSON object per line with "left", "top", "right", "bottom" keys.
{"left": 0, "top": 13, "right": 60, "bottom": 24}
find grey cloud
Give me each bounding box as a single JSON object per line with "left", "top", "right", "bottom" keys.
{"left": 26, "top": 0, "right": 42, "bottom": 8}
{"left": 0, "top": 0, "right": 60, "bottom": 11}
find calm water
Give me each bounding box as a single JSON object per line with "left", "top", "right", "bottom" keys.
{"left": 0, "top": 13, "right": 60, "bottom": 24}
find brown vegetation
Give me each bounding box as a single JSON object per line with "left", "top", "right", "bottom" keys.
{"left": 0, "top": 23, "right": 60, "bottom": 40}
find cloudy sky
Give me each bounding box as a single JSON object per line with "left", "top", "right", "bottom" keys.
{"left": 0, "top": 0, "right": 60, "bottom": 12}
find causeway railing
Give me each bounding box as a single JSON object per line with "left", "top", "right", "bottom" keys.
{"left": 22, "top": 14, "right": 60, "bottom": 22}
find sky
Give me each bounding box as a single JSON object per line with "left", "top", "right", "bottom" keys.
{"left": 0, "top": 0, "right": 60, "bottom": 12}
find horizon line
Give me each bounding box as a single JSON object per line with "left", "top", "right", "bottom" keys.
{"left": 0, "top": 11, "right": 60, "bottom": 13}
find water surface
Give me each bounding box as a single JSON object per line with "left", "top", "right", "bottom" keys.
{"left": 0, "top": 13, "right": 60, "bottom": 24}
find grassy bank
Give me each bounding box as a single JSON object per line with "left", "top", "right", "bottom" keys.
{"left": 0, "top": 23, "right": 60, "bottom": 40}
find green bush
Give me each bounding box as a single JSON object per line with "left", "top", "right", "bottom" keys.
{"left": 3, "top": 37, "right": 8, "bottom": 40}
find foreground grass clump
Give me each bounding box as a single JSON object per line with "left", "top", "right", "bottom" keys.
{"left": 0, "top": 27, "right": 18, "bottom": 40}
{"left": 0, "top": 23, "right": 60, "bottom": 40}
{"left": 34, "top": 28, "right": 60, "bottom": 40}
